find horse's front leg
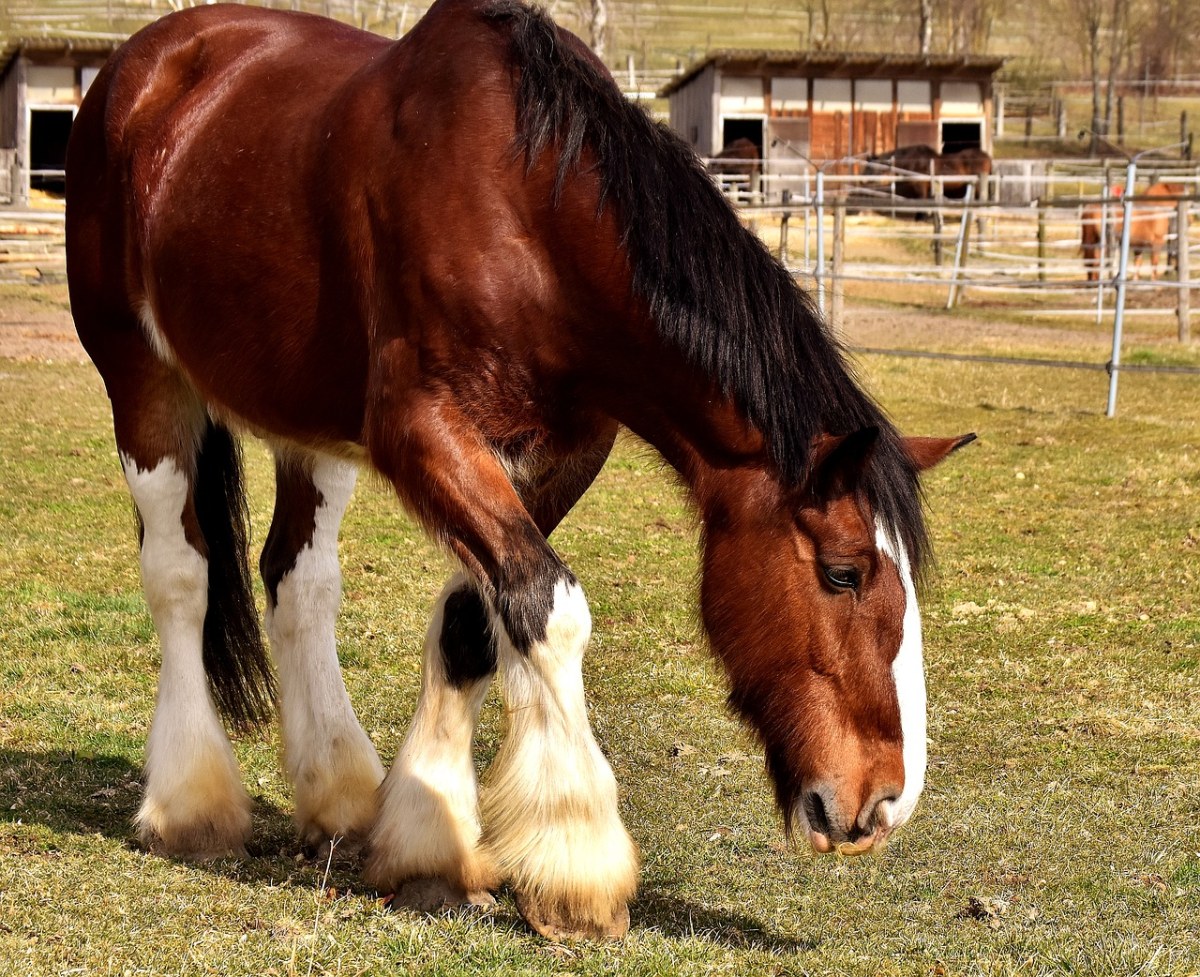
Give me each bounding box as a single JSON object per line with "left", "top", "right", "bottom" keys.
{"left": 366, "top": 392, "right": 636, "bottom": 938}
{"left": 484, "top": 571, "right": 639, "bottom": 940}
{"left": 364, "top": 572, "right": 498, "bottom": 908}
{"left": 262, "top": 451, "right": 384, "bottom": 853}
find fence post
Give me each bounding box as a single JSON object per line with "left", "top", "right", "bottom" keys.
{"left": 778, "top": 188, "right": 791, "bottom": 266}
{"left": 1107, "top": 159, "right": 1138, "bottom": 418}
{"left": 1178, "top": 198, "right": 1191, "bottom": 343}
{"left": 831, "top": 200, "right": 845, "bottom": 331}
{"left": 932, "top": 208, "right": 944, "bottom": 266}
{"left": 815, "top": 170, "right": 826, "bottom": 314}
{"left": 1037, "top": 203, "right": 1048, "bottom": 283}
{"left": 945, "top": 184, "right": 974, "bottom": 309}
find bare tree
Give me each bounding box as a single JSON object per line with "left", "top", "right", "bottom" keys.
{"left": 1064, "top": 0, "right": 1107, "bottom": 152}
{"left": 803, "top": 0, "right": 832, "bottom": 51}
{"left": 585, "top": 0, "right": 607, "bottom": 59}
{"left": 1102, "top": 0, "right": 1130, "bottom": 138}
{"left": 918, "top": 0, "right": 933, "bottom": 54}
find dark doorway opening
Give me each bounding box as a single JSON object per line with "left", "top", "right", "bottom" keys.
{"left": 722, "top": 117, "right": 764, "bottom": 156}
{"left": 30, "top": 108, "right": 74, "bottom": 193}
{"left": 940, "top": 121, "right": 982, "bottom": 155}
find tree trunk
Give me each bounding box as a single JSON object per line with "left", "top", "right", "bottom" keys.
{"left": 587, "top": 0, "right": 607, "bottom": 59}
{"left": 919, "top": 0, "right": 933, "bottom": 55}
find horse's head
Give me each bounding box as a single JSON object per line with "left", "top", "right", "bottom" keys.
{"left": 699, "top": 428, "right": 973, "bottom": 855}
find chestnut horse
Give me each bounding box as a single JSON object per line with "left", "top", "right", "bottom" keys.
{"left": 1082, "top": 182, "right": 1182, "bottom": 281}
{"left": 65, "top": 0, "right": 973, "bottom": 940}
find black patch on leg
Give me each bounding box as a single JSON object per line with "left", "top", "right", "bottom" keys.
{"left": 492, "top": 529, "right": 577, "bottom": 653}
{"left": 440, "top": 587, "right": 498, "bottom": 687}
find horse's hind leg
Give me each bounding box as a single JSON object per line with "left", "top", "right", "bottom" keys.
{"left": 97, "top": 345, "right": 267, "bottom": 858}
{"left": 261, "top": 450, "right": 384, "bottom": 853}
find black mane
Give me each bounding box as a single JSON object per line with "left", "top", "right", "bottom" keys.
{"left": 481, "top": 0, "right": 930, "bottom": 574}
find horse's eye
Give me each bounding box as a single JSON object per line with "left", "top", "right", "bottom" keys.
{"left": 823, "top": 566, "right": 860, "bottom": 591}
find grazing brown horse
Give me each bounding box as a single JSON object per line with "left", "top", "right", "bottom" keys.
{"left": 1082, "top": 182, "right": 1183, "bottom": 281}
{"left": 66, "top": 0, "right": 973, "bottom": 940}
{"left": 709, "top": 137, "right": 763, "bottom": 200}
{"left": 866, "top": 144, "right": 991, "bottom": 201}
{"left": 938, "top": 147, "right": 993, "bottom": 200}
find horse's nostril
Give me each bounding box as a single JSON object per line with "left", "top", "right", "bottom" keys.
{"left": 803, "top": 791, "right": 832, "bottom": 837}
{"left": 859, "top": 788, "right": 903, "bottom": 836}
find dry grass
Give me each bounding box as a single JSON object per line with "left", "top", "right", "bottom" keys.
{"left": 1, "top": 312, "right": 1199, "bottom": 974}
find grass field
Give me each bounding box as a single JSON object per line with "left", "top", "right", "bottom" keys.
{"left": 1, "top": 320, "right": 1199, "bottom": 974}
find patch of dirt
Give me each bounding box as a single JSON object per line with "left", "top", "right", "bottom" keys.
{"left": 0, "top": 284, "right": 1174, "bottom": 366}
{"left": 0, "top": 285, "right": 87, "bottom": 363}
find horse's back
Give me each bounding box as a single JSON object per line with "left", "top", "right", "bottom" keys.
{"left": 66, "top": 1, "right": 528, "bottom": 446}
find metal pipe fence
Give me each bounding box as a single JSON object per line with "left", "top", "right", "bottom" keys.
{"left": 712, "top": 158, "right": 1200, "bottom": 415}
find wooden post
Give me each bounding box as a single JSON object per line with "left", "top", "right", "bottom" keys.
{"left": 831, "top": 200, "right": 845, "bottom": 331}
{"left": 1178, "top": 198, "right": 1191, "bottom": 343}
{"left": 932, "top": 207, "right": 944, "bottom": 266}
{"left": 14, "top": 56, "right": 28, "bottom": 209}
{"left": 1024, "top": 106, "right": 1033, "bottom": 147}
{"left": 1117, "top": 96, "right": 1125, "bottom": 145}
{"left": 1037, "top": 203, "right": 1047, "bottom": 282}
{"left": 1057, "top": 101, "right": 1067, "bottom": 139}
{"left": 778, "top": 189, "right": 791, "bottom": 265}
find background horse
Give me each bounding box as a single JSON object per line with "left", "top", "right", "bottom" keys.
{"left": 65, "top": 0, "right": 971, "bottom": 940}
{"left": 709, "top": 137, "right": 762, "bottom": 201}
{"left": 938, "top": 147, "right": 993, "bottom": 200}
{"left": 1081, "top": 182, "right": 1183, "bottom": 281}
{"left": 865, "top": 144, "right": 991, "bottom": 202}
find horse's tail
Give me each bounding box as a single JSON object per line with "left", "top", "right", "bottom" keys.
{"left": 193, "top": 420, "right": 275, "bottom": 730}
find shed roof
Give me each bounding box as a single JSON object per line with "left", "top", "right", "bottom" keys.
{"left": 0, "top": 36, "right": 123, "bottom": 78}
{"left": 659, "top": 50, "right": 1007, "bottom": 97}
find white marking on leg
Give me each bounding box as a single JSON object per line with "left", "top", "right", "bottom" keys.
{"left": 266, "top": 454, "right": 383, "bottom": 847}
{"left": 875, "top": 523, "right": 927, "bottom": 832}
{"left": 484, "top": 579, "right": 639, "bottom": 931}
{"left": 122, "top": 454, "right": 250, "bottom": 856}
{"left": 366, "top": 573, "right": 496, "bottom": 897}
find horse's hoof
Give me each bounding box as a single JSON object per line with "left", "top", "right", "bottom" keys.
{"left": 301, "top": 831, "right": 368, "bottom": 864}
{"left": 137, "top": 824, "right": 248, "bottom": 862}
{"left": 390, "top": 877, "right": 496, "bottom": 913}
{"left": 515, "top": 892, "right": 630, "bottom": 941}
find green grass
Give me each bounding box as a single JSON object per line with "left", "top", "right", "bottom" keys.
{"left": 2, "top": 333, "right": 1199, "bottom": 974}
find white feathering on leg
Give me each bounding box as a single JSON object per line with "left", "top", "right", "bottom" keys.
{"left": 266, "top": 454, "right": 383, "bottom": 848}
{"left": 483, "top": 579, "right": 639, "bottom": 933}
{"left": 123, "top": 454, "right": 251, "bottom": 857}
{"left": 366, "top": 574, "right": 496, "bottom": 896}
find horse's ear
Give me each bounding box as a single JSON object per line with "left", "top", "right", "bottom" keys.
{"left": 808, "top": 426, "right": 880, "bottom": 498}
{"left": 904, "top": 433, "right": 977, "bottom": 472}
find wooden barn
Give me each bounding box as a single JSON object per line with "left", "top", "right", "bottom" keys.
{"left": 660, "top": 50, "right": 1005, "bottom": 168}
{"left": 1, "top": 38, "right": 120, "bottom": 207}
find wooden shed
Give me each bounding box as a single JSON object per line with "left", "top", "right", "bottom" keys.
{"left": 1, "top": 37, "right": 120, "bottom": 207}
{"left": 660, "top": 50, "right": 1005, "bottom": 167}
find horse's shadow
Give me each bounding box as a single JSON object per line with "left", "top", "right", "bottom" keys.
{"left": 2, "top": 749, "right": 811, "bottom": 948}
{"left": 0, "top": 747, "right": 358, "bottom": 888}
{"left": 632, "top": 887, "right": 820, "bottom": 952}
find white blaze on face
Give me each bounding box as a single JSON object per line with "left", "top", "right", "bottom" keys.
{"left": 875, "top": 522, "right": 927, "bottom": 832}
